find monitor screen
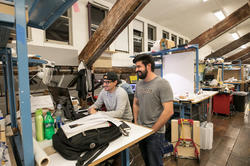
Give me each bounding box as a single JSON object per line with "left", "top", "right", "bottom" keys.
{"left": 129, "top": 84, "right": 136, "bottom": 92}
{"left": 47, "top": 86, "right": 74, "bottom": 120}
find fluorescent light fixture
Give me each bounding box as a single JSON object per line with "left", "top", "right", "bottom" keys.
{"left": 231, "top": 32, "right": 239, "bottom": 40}
{"left": 203, "top": 0, "right": 208, "bottom": 2}
{"left": 214, "top": 10, "right": 225, "bottom": 21}
{"left": 240, "top": 45, "right": 246, "bottom": 49}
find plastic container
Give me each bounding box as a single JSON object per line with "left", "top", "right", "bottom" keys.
{"left": 200, "top": 121, "right": 213, "bottom": 150}
{"left": 35, "top": 109, "right": 44, "bottom": 141}
{"left": 44, "top": 111, "right": 55, "bottom": 140}
{"left": 233, "top": 91, "right": 248, "bottom": 112}
{"left": 55, "top": 104, "right": 65, "bottom": 129}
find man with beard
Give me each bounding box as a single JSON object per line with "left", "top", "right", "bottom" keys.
{"left": 88, "top": 72, "right": 133, "bottom": 121}
{"left": 133, "top": 54, "right": 174, "bottom": 166}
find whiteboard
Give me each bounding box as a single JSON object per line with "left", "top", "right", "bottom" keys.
{"left": 114, "top": 27, "right": 129, "bottom": 52}
{"left": 162, "top": 52, "right": 195, "bottom": 97}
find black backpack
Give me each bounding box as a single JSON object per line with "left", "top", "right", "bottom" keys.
{"left": 52, "top": 121, "right": 122, "bottom": 166}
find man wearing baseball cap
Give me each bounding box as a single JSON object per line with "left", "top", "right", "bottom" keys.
{"left": 88, "top": 72, "right": 133, "bottom": 121}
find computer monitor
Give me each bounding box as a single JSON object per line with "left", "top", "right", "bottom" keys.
{"left": 129, "top": 84, "right": 136, "bottom": 92}
{"left": 47, "top": 86, "right": 86, "bottom": 120}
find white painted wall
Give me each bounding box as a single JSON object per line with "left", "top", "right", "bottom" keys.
{"left": 18, "top": 0, "right": 212, "bottom": 66}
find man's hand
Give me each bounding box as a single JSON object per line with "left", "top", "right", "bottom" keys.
{"left": 88, "top": 107, "right": 97, "bottom": 114}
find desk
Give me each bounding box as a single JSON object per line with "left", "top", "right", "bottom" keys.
{"left": 37, "top": 121, "right": 154, "bottom": 166}
{"left": 174, "top": 91, "right": 218, "bottom": 121}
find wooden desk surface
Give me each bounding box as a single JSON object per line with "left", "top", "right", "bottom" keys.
{"left": 174, "top": 91, "right": 219, "bottom": 104}
{"left": 39, "top": 121, "right": 154, "bottom": 166}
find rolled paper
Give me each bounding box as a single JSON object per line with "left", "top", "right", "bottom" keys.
{"left": 33, "top": 138, "right": 50, "bottom": 166}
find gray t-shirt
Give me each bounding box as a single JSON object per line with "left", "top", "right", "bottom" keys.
{"left": 90, "top": 87, "right": 133, "bottom": 121}
{"left": 135, "top": 76, "right": 173, "bottom": 133}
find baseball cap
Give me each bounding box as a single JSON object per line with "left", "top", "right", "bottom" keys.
{"left": 103, "top": 72, "right": 119, "bottom": 82}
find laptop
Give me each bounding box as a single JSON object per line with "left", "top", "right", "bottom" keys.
{"left": 47, "top": 86, "right": 87, "bottom": 120}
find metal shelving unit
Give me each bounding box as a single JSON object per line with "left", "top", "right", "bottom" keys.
{"left": 0, "top": 0, "right": 77, "bottom": 165}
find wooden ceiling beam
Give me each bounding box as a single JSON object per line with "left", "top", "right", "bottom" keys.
{"left": 189, "top": 3, "right": 250, "bottom": 48}
{"left": 242, "top": 57, "right": 250, "bottom": 64}
{"left": 206, "top": 32, "right": 250, "bottom": 59}
{"left": 93, "top": 67, "right": 135, "bottom": 74}
{"left": 224, "top": 46, "right": 250, "bottom": 62}
{"left": 232, "top": 52, "right": 250, "bottom": 64}
{"left": 79, "top": 0, "right": 150, "bottom": 68}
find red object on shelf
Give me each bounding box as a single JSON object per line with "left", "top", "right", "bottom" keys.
{"left": 213, "top": 93, "right": 232, "bottom": 115}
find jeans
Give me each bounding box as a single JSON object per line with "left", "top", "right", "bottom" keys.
{"left": 139, "top": 133, "right": 165, "bottom": 166}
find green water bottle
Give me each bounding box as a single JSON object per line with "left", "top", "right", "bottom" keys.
{"left": 35, "top": 109, "right": 44, "bottom": 141}
{"left": 44, "top": 111, "right": 55, "bottom": 140}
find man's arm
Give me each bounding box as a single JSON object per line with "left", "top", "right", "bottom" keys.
{"left": 88, "top": 91, "right": 104, "bottom": 114}
{"left": 152, "top": 101, "right": 173, "bottom": 132}
{"left": 133, "top": 97, "right": 139, "bottom": 124}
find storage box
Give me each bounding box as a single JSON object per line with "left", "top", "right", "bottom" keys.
{"left": 160, "top": 39, "right": 175, "bottom": 50}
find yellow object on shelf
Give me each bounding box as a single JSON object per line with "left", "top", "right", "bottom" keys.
{"left": 129, "top": 75, "right": 138, "bottom": 83}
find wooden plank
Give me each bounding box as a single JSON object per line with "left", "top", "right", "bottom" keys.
{"left": 79, "top": 0, "right": 151, "bottom": 68}
{"left": 242, "top": 57, "right": 250, "bottom": 64}
{"left": 93, "top": 67, "right": 135, "bottom": 74}
{"left": 232, "top": 53, "right": 250, "bottom": 64}
{"left": 224, "top": 46, "right": 250, "bottom": 62}
{"left": 206, "top": 33, "right": 250, "bottom": 59}
{"left": 171, "top": 119, "right": 200, "bottom": 158}
{"left": 189, "top": 3, "right": 250, "bottom": 48}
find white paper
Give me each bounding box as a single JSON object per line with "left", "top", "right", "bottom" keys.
{"left": 33, "top": 138, "right": 50, "bottom": 166}
{"left": 61, "top": 112, "right": 122, "bottom": 138}
{"left": 30, "top": 95, "right": 54, "bottom": 113}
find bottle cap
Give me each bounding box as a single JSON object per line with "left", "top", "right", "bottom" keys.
{"left": 57, "top": 104, "right": 62, "bottom": 110}
{"left": 46, "top": 111, "right": 52, "bottom": 115}
{"left": 35, "top": 109, "right": 43, "bottom": 116}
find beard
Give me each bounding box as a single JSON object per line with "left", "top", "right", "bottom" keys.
{"left": 137, "top": 68, "right": 148, "bottom": 79}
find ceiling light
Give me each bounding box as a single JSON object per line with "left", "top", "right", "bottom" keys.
{"left": 231, "top": 32, "right": 239, "bottom": 40}
{"left": 240, "top": 45, "right": 246, "bottom": 49}
{"left": 213, "top": 10, "right": 225, "bottom": 21}
{"left": 203, "top": 0, "right": 208, "bottom": 2}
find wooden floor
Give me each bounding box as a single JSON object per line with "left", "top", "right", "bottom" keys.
{"left": 130, "top": 111, "right": 250, "bottom": 166}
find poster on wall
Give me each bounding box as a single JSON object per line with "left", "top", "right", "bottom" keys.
{"left": 163, "top": 52, "right": 195, "bottom": 97}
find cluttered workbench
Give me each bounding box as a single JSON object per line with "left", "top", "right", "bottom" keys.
{"left": 174, "top": 91, "right": 218, "bottom": 122}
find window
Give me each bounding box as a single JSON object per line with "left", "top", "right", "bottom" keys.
{"left": 134, "top": 29, "right": 143, "bottom": 53}
{"left": 162, "top": 31, "right": 169, "bottom": 39}
{"left": 88, "top": 3, "right": 108, "bottom": 38}
{"left": 45, "top": 9, "right": 72, "bottom": 44}
{"left": 171, "top": 34, "right": 177, "bottom": 47}
{"left": 148, "top": 24, "right": 156, "bottom": 51}
{"left": 179, "top": 37, "right": 184, "bottom": 45}
{"left": 133, "top": 19, "right": 144, "bottom": 53}
{"left": 185, "top": 40, "right": 189, "bottom": 44}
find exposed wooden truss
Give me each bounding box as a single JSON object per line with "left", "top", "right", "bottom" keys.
{"left": 242, "top": 57, "right": 250, "bottom": 64}
{"left": 79, "top": 0, "right": 150, "bottom": 68}
{"left": 189, "top": 3, "right": 250, "bottom": 48}
{"left": 93, "top": 67, "right": 135, "bottom": 74}
{"left": 224, "top": 46, "right": 250, "bottom": 62}
{"left": 206, "top": 32, "right": 250, "bottom": 59}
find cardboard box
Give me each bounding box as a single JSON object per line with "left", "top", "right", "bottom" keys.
{"left": 0, "top": 2, "right": 29, "bottom": 22}
{"left": 171, "top": 119, "right": 200, "bottom": 159}
{"left": 160, "top": 39, "right": 175, "bottom": 50}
